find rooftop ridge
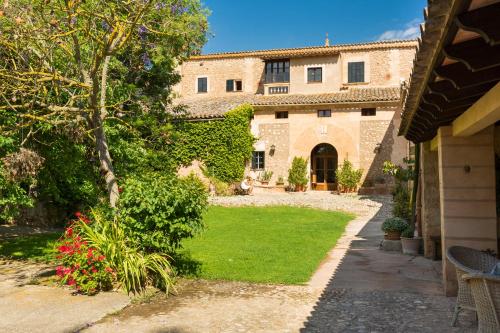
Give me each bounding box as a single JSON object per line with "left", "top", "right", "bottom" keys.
{"left": 190, "top": 39, "right": 418, "bottom": 60}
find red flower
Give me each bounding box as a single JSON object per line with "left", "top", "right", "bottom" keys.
{"left": 97, "top": 255, "right": 105, "bottom": 262}
{"left": 82, "top": 269, "right": 88, "bottom": 275}
{"left": 91, "top": 267, "right": 98, "bottom": 273}
{"left": 67, "top": 278, "right": 76, "bottom": 286}
{"left": 118, "top": 187, "right": 124, "bottom": 193}
{"left": 56, "top": 266, "right": 65, "bottom": 277}
{"left": 105, "top": 267, "right": 113, "bottom": 273}
{"left": 75, "top": 212, "right": 82, "bottom": 218}
{"left": 65, "top": 227, "right": 73, "bottom": 237}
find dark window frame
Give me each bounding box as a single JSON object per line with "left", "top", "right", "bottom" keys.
{"left": 226, "top": 79, "right": 243, "bottom": 92}
{"left": 197, "top": 77, "right": 208, "bottom": 93}
{"left": 348, "top": 62, "right": 365, "bottom": 83}
{"left": 275, "top": 111, "right": 289, "bottom": 119}
{"left": 252, "top": 151, "right": 265, "bottom": 170}
{"left": 317, "top": 109, "right": 332, "bottom": 118}
{"left": 361, "top": 108, "right": 376, "bottom": 116}
{"left": 307, "top": 67, "right": 323, "bottom": 83}
{"left": 265, "top": 59, "right": 290, "bottom": 83}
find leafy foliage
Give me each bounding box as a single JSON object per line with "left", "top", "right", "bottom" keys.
{"left": 55, "top": 214, "right": 114, "bottom": 295}
{"left": 401, "top": 226, "right": 415, "bottom": 238}
{"left": 288, "top": 157, "right": 309, "bottom": 188}
{"left": 336, "top": 159, "right": 363, "bottom": 192}
{"left": 381, "top": 217, "right": 408, "bottom": 233}
{"left": 383, "top": 159, "right": 413, "bottom": 221}
{"left": 77, "top": 212, "right": 174, "bottom": 294}
{"left": 118, "top": 173, "right": 208, "bottom": 254}
{"left": 169, "top": 104, "right": 255, "bottom": 183}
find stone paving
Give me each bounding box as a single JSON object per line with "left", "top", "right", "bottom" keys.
{"left": 85, "top": 193, "right": 475, "bottom": 333}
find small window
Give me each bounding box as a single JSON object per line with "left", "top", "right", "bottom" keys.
{"left": 197, "top": 77, "right": 208, "bottom": 93}
{"left": 252, "top": 151, "right": 265, "bottom": 170}
{"left": 348, "top": 62, "right": 365, "bottom": 83}
{"left": 317, "top": 110, "right": 331, "bottom": 117}
{"left": 275, "top": 111, "right": 288, "bottom": 119}
{"left": 226, "top": 79, "right": 243, "bottom": 92}
{"left": 307, "top": 67, "right": 322, "bottom": 83}
{"left": 361, "top": 108, "right": 376, "bottom": 116}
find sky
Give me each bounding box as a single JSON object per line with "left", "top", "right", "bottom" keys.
{"left": 201, "top": 0, "right": 427, "bottom": 54}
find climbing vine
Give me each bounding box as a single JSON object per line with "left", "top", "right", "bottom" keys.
{"left": 170, "top": 104, "right": 255, "bottom": 183}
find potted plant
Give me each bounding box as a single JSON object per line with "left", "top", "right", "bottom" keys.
{"left": 288, "top": 157, "right": 308, "bottom": 192}
{"left": 401, "top": 226, "right": 421, "bottom": 255}
{"left": 259, "top": 170, "right": 273, "bottom": 185}
{"left": 381, "top": 217, "right": 408, "bottom": 240}
{"left": 276, "top": 175, "right": 285, "bottom": 186}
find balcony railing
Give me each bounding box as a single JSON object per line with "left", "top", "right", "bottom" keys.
{"left": 265, "top": 72, "right": 290, "bottom": 83}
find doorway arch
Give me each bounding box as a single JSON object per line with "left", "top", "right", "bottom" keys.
{"left": 311, "top": 143, "right": 338, "bottom": 191}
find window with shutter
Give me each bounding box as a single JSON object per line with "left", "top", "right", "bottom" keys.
{"left": 226, "top": 80, "right": 234, "bottom": 92}
{"left": 348, "top": 62, "right": 365, "bottom": 83}
{"left": 197, "top": 77, "right": 208, "bottom": 93}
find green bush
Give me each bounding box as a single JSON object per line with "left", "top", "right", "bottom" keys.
{"left": 259, "top": 170, "right": 273, "bottom": 182}
{"left": 381, "top": 217, "right": 408, "bottom": 233}
{"left": 401, "top": 226, "right": 415, "bottom": 238}
{"left": 77, "top": 212, "right": 174, "bottom": 294}
{"left": 336, "top": 159, "right": 363, "bottom": 193}
{"left": 288, "top": 157, "right": 308, "bottom": 188}
{"left": 209, "top": 176, "right": 232, "bottom": 196}
{"left": 118, "top": 173, "right": 208, "bottom": 254}
{"left": 393, "top": 184, "right": 411, "bottom": 221}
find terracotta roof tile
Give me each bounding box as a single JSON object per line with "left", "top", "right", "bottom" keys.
{"left": 173, "top": 87, "right": 401, "bottom": 119}
{"left": 190, "top": 40, "right": 418, "bottom": 60}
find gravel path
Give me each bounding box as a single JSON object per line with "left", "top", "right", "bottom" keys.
{"left": 209, "top": 192, "right": 389, "bottom": 217}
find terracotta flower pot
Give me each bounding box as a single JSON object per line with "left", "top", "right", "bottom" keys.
{"left": 384, "top": 231, "right": 402, "bottom": 240}
{"left": 260, "top": 181, "right": 269, "bottom": 186}
{"left": 401, "top": 237, "right": 421, "bottom": 255}
{"left": 295, "top": 185, "right": 305, "bottom": 192}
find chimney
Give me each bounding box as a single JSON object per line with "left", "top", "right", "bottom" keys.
{"left": 325, "top": 32, "right": 330, "bottom": 47}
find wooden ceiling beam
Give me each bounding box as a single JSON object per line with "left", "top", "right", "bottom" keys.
{"left": 444, "top": 37, "right": 500, "bottom": 71}
{"left": 455, "top": 2, "right": 500, "bottom": 46}
{"left": 434, "top": 62, "right": 500, "bottom": 89}
{"left": 427, "top": 80, "right": 497, "bottom": 102}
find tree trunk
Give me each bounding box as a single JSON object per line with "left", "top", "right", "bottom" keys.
{"left": 90, "top": 55, "right": 119, "bottom": 208}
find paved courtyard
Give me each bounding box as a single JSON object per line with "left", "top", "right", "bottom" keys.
{"left": 84, "top": 193, "right": 474, "bottom": 333}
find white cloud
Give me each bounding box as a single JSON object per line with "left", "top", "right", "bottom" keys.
{"left": 377, "top": 18, "right": 422, "bottom": 41}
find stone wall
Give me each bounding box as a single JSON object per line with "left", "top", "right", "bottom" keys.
{"left": 359, "top": 119, "right": 393, "bottom": 186}
{"left": 256, "top": 123, "right": 290, "bottom": 182}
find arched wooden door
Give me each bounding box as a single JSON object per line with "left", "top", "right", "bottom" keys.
{"left": 311, "top": 143, "right": 338, "bottom": 191}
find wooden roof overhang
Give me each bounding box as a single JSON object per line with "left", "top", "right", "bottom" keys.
{"left": 399, "top": 0, "right": 500, "bottom": 142}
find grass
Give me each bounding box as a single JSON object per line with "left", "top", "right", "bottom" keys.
{"left": 0, "top": 233, "right": 61, "bottom": 262}
{"left": 179, "top": 206, "right": 354, "bottom": 284}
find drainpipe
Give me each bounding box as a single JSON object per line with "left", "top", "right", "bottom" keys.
{"left": 411, "top": 143, "right": 421, "bottom": 234}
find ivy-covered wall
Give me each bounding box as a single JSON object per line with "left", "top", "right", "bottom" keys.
{"left": 170, "top": 104, "right": 255, "bottom": 182}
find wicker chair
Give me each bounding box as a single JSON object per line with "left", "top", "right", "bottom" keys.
{"left": 463, "top": 273, "right": 500, "bottom": 333}
{"left": 446, "top": 246, "right": 499, "bottom": 326}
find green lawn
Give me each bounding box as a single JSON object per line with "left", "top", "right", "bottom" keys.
{"left": 180, "top": 206, "right": 354, "bottom": 284}
{"left": 0, "top": 233, "right": 61, "bottom": 262}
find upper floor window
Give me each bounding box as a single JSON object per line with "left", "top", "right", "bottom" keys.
{"left": 265, "top": 60, "right": 290, "bottom": 83}
{"left": 226, "top": 79, "right": 243, "bottom": 92}
{"left": 307, "top": 67, "right": 323, "bottom": 83}
{"left": 197, "top": 77, "right": 208, "bottom": 93}
{"left": 317, "top": 109, "right": 331, "bottom": 117}
{"left": 252, "top": 151, "right": 265, "bottom": 170}
{"left": 361, "top": 108, "right": 376, "bottom": 116}
{"left": 348, "top": 62, "right": 365, "bottom": 83}
{"left": 275, "top": 111, "right": 288, "bottom": 119}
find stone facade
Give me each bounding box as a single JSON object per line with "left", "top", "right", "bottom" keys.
{"left": 174, "top": 41, "right": 416, "bottom": 190}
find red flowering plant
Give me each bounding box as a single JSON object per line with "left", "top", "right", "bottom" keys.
{"left": 55, "top": 212, "right": 114, "bottom": 295}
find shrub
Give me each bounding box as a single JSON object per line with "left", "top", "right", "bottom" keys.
{"left": 118, "top": 173, "right": 208, "bottom": 254}
{"left": 77, "top": 211, "right": 173, "bottom": 294}
{"left": 209, "top": 177, "right": 232, "bottom": 196}
{"left": 336, "top": 159, "right": 363, "bottom": 193}
{"left": 381, "top": 217, "right": 408, "bottom": 233}
{"left": 259, "top": 170, "right": 273, "bottom": 182}
{"left": 393, "top": 185, "right": 411, "bottom": 221}
{"left": 288, "top": 157, "right": 308, "bottom": 188}
{"left": 55, "top": 214, "right": 114, "bottom": 295}
{"left": 401, "top": 226, "right": 415, "bottom": 238}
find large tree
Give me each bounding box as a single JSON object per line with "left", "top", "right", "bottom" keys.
{"left": 0, "top": 0, "right": 208, "bottom": 207}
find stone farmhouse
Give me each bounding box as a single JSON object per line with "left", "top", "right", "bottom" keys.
{"left": 173, "top": 39, "right": 417, "bottom": 191}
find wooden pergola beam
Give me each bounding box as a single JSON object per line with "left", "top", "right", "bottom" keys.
{"left": 455, "top": 2, "right": 500, "bottom": 46}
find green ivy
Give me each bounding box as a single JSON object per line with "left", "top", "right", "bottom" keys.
{"left": 169, "top": 104, "right": 255, "bottom": 183}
